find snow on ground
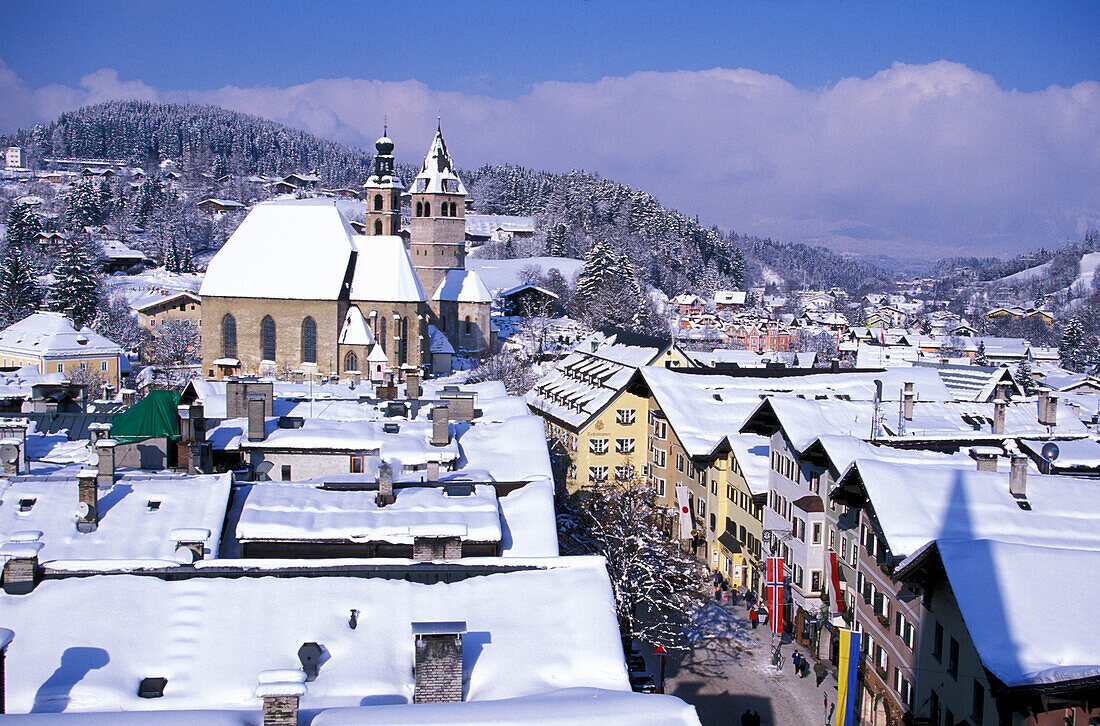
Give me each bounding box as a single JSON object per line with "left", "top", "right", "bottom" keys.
{"left": 102, "top": 268, "right": 204, "bottom": 305}
{"left": 996, "top": 259, "right": 1052, "bottom": 284}
{"left": 1073, "top": 251, "right": 1100, "bottom": 293}
{"left": 467, "top": 257, "right": 583, "bottom": 294}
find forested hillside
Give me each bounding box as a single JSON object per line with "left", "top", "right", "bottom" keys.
{"left": 5, "top": 101, "right": 896, "bottom": 297}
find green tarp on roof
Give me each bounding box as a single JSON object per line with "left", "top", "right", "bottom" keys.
{"left": 109, "top": 390, "right": 180, "bottom": 443}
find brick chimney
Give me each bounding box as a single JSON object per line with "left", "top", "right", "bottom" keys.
{"left": 993, "top": 401, "right": 1006, "bottom": 435}
{"left": 255, "top": 670, "right": 307, "bottom": 726}
{"left": 413, "top": 536, "right": 462, "bottom": 561}
{"left": 247, "top": 394, "right": 266, "bottom": 442}
{"left": 1, "top": 533, "right": 42, "bottom": 595}
{"left": 432, "top": 404, "right": 450, "bottom": 446}
{"left": 412, "top": 622, "right": 467, "bottom": 703}
{"left": 376, "top": 460, "right": 395, "bottom": 507}
{"left": 77, "top": 468, "right": 99, "bottom": 532}
{"left": 1010, "top": 454, "right": 1028, "bottom": 500}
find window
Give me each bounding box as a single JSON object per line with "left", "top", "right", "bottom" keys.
{"left": 301, "top": 317, "right": 317, "bottom": 363}
{"left": 614, "top": 465, "right": 634, "bottom": 480}
{"left": 379, "top": 317, "right": 386, "bottom": 351}
{"left": 373, "top": 194, "right": 383, "bottom": 211}
{"left": 676, "top": 453, "right": 685, "bottom": 472}
{"left": 932, "top": 621, "right": 944, "bottom": 661}
{"left": 654, "top": 420, "right": 667, "bottom": 439}
{"left": 615, "top": 438, "right": 635, "bottom": 454}
{"left": 696, "top": 498, "right": 706, "bottom": 517}
{"left": 709, "top": 513, "right": 716, "bottom": 532}
{"left": 101, "top": 360, "right": 108, "bottom": 371}
{"left": 450, "top": 202, "right": 457, "bottom": 216}
{"left": 811, "top": 570, "right": 822, "bottom": 592}
{"left": 261, "top": 315, "right": 276, "bottom": 361}
{"left": 416, "top": 201, "right": 423, "bottom": 216}
{"left": 616, "top": 408, "right": 636, "bottom": 425}
{"left": 424, "top": 202, "right": 431, "bottom": 216}
{"left": 893, "top": 668, "right": 913, "bottom": 707}
{"left": 374, "top": 219, "right": 383, "bottom": 234}
{"left": 588, "top": 466, "right": 608, "bottom": 483}
{"left": 896, "top": 613, "right": 915, "bottom": 650}
{"left": 350, "top": 456, "right": 364, "bottom": 473}
{"left": 79, "top": 361, "right": 87, "bottom": 370}
{"left": 874, "top": 644, "right": 887, "bottom": 670}
{"left": 589, "top": 438, "right": 609, "bottom": 455}
{"left": 344, "top": 351, "right": 358, "bottom": 372}
{"left": 399, "top": 317, "right": 408, "bottom": 365}
{"left": 812, "top": 522, "right": 823, "bottom": 545}
{"left": 653, "top": 477, "right": 666, "bottom": 496}
{"left": 652, "top": 449, "right": 666, "bottom": 468}
{"left": 440, "top": 314, "right": 447, "bottom": 335}
{"left": 281, "top": 465, "right": 291, "bottom": 481}
{"left": 464, "top": 316, "right": 471, "bottom": 335}
{"left": 840, "top": 536, "right": 849, "bottom": 563}
{"left": 972, "top": 680, "right": 985, "bottom": 722}
{"left": 948, "top": 637, "right": 959, "bottom": 678}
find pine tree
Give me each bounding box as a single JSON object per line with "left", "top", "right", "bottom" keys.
{"left": 5, "top": 204, "right": 43, "bottom": 248}
{"left": 1060, "top": 316, "right": 1086, "bottom": 372}
{"left": 1015, "top": 358, "right": 1037, "bottom": 396}
{"left": 920, "top": 318, "right": 933, "bottom": 336}
{"left": 47, "top": 237, "right": 101, "bottom": 328}
{"left": 64, "top": 179, "right": 105, "bottom": 230}
{"left": 164, "top": 240, "right": 180, "bottom": 273}
{"left": 974, "top": 340, "right": 988, "bottom": 366}
{"left": 730, "top": 247, "right": 745, "bottom": 290}
{"left": 0, "top": 245, "right": 41, "bottom": 325}
{"left": 544, "top": 223, "right": 567, "bottom": 257}
{"left": 180, "top": 240, "right": 194, "bottom": 273}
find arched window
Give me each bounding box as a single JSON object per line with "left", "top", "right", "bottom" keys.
{"left": 390, "top": 194, "right": 398, "bottom": 211}
{"left": 399, "top": 317, "right": 408, "bottom": 365}
{"left": 416, "top": 202, "right": 423, "bottom": 217}
{"left": 373, "top": 194, "right": 383, "bottom": 211}
{"left": 439, "top": 314, "right": 447, "bottom": 336}
{"left": 261, "top": 316, "right": 276, "bottom": 361}
{"left": 450, "top": 202, "right": 457, "bottom": 217}
{"left": 464, "top": 315, "right": 472, "bottom": 335}
{"left": 301, "top": 317, "right": 317, "bottom": 363}
{"left": 222, "top": 314, "right": 237, "bottom": 358}
{"left": 379, "top": 317, "right": 386, "bottom": 352}
{"left": 344, "top": 351, "right": 357, "bottom": 372}
{"left": 424, "top": 201, "right": 431, "bottom": 217}
{"left": 374, "top": 219, "right": 383, "bottom": 235}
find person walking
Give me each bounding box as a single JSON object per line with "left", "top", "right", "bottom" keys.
{"left": 740, "top": 708, "right": 752, "bottom": 726}
{"left": 791, "top": 651, "right": 802, "bottom": 676}
{"left": 750, "top": 709, "right": 762, "bottom": 726}
{"left": 814, "top": 659, "right": 827, "bottom": 686}
{"left": 749, "top": 605, "right": 759, "bottom": 629}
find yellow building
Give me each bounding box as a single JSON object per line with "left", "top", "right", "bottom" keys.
{"left": 0, "top": 312, "right": 126, "bottom": 390}
{"left": 526, "top": 329, "right": 692, "bottom": 493}
{"left": 135, "top": 290, "right": 201, "bottom": 335}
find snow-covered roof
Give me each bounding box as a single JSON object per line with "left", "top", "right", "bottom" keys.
{"left": 0, "top": 365, "right": 71, "bottom": 400}
{"left": 0, "top": 469, "right": 231, "bottom": 567}
{"left": 407, "top": 130, "right": 467, "bottom": 196}
{"left": 349, "top": 235, "right": 426, "bottom": 303}
{"left": 725, "top": 434, "right": 772, "bottom": 495}
{"left": 499, "top": 283, "right": 559, "bottom": 300}
{"left": 0, "top": 558, "right": 636, "bottom": 714}
{"left": 200, "top": 199, "right": 356, "bottom": 301}
{"left": 464, "top": 215, "right": 535, "bottom": 237}
{"left": 428, "top": 325, "right": 455, "bottom": 355}
{"left": 132, "top": 290, "right": 201, "bottom": 314}
{"left": 338, "top": 306, "right": 376, "bottom": 346}
{"left": 1018, "top": 437, "right": 1100, "bottom": 470}
{"left": 713, "top": 290, "right": 747, "bottom": 305}
{"left": 432, "top": 269, "right": 491, "bottom": 303}
{"left": 0, "top": 312, "right": 125, "bottom": 358}
{"left": 236, "top": 483, "right": 502, "bottom": 544}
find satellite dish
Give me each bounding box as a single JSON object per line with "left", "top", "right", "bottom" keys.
{"left": 76, "top": 502, "right": 90, "bottom": 518}
{"left": 0, "top": 446, "right": 18, "bottom": 464}
{"left": 174, "top": 545, "right": 197, "bottom": 565}
{"left": 1041, "top": 442, "right": 1060, "bottom": 462}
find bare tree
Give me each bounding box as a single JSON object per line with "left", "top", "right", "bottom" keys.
{"left": 152, "top": 319, "right": 199, "bottom": 364}
{"left": 466, "top": 349, "right": 538, "bottom": 395}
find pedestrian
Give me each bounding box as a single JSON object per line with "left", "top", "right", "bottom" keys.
{"left": 791, "top": 651, "right": 802, "bottom": 675}
{"left": 749, "top": 605, "right": 759, "bottom": 629}
{"left": 750, "top": 709, "right": 762, "bottom": 726}
{"left": 740, "top": 708, "right": 752, "bottom": 726}
{"left": 800, "top": 658, "right": 808, "bottom": 678}
{"left": 814, "top": 659, "right": 827, "bottom": 686}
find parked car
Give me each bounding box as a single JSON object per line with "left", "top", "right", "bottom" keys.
{"left": 629, "top": 673, "right": 658, "bottom": 693}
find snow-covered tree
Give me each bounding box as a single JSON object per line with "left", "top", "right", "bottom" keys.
{"left": 466, "top": 350, "right": 537, "bottom": 395}
{"left": 730, "top": 247, "right": 745, "bottom": 290}
{"left": 1060, "top": 316, "right": 1087, "bottom": 372}
{"left": 974, "top": 340, "right": 988, "bottom": 366}
{"left": 5, "top": 204, "right": 43, "bottom": 248}
{"left": 152, "top": 319, "right": 199, "bottom": 364}
{"left": 47, "top": 237, "right": 101, "bottom": 328}
{"left": 544, "top": 223, "right": 567, "bottom": 257}
{"left": 63, "top": 179, "right": 108, "bottom": 230}
{"left": 1015, "top": 357, "right": 1037, "bottom": 396}
{"left": 919, "top": 318, "right": 933, "bottom": 336}
{"left": 0, "top": 244, "right": 41, "bottom": 325}
{"left": 93, "top": 294, "right": 145, "bottom": 353}
{"left": 558, "top": 483, "right": 709, "bottom": 650}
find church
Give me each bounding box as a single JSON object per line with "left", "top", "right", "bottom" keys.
{"left": 199, "top": 127, "right": 492, "bottom": 380}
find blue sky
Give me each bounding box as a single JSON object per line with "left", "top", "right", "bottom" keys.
{"left": 1, "top": 1, "right": 1098, "bottom": 260}
{"left": 3, "top": 1, "right": 1096, "bottom": 97}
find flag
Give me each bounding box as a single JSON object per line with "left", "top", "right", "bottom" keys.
{"left": 828, "top": 551, "right": 843, "bottom": 617}
{"left": 765, "top": 556, "right": 784, "bottom": 636}
{"left": 834, "top": 628, "right": 861, "bottom": 726}
{"left": 674, "top": 485, "right": 693, "bottom": 539}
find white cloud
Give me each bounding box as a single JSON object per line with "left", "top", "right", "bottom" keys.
{"left": 2, "top": 58, "right": 1098, "bottom": 259}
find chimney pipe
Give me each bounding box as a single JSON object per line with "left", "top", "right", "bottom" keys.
{"left": 292, "top": 370, "right": 304, "bottom": 385}
{"left": 376, "top": 460, "right": 395, "bottom": 507}
{"left": 993, "top": 402, "right": 1006, "bottom": 435}
{"left": 1038, "top": 390, "right": 1050, "bottom": 424}
{"left": 969, "top": 447, "right": 998, "bottom": 472}
{"left": 1009, "top": 454, "right": 1028, "bottom": 499}
{"left": 1046, "top": 394, "right": 1058, "bottom": 427}
{"left": 902, "top": 391, "right": 914, "bottom": 422}
{"left": 95, "top": 439, "right": 116, "bottom": 488}
{"left": 77, "top": 468, "right": 99, "bottom": 532}
{"left": 247, "top": 394, "right": 266, "bottom": 442}
{"left": 432, "top": 404, "right": 450, "bottom": 446}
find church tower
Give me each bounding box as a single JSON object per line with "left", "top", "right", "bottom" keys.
{"left": 362, "top": 126, "right": 403, "bottom": 236}
{"left": 408, "top": 124, "right": 467, "bottom": 296}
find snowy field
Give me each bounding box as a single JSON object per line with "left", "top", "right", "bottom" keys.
{"left": 468, "top": 257, "right": 583, "bottom": 294}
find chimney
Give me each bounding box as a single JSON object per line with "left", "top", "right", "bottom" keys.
{"left": 902, "top": 381, "right": 915, "bottom": 422}
{"left": 426, "top": 460, "right": 439, "bottom": 483}
{"left": 88, "top": 422, "right": 112, "bottom": 444}
{"left": 77, "top": 469, "right": 99, "bottom": 532}
{"left": 95, "top": 439, "right": 116, "bottom": 488}
{"left": 413, "top": 536, "right": 462, "bottom": 560}
{"left": 0, "top": 627, "right": 12, "bottom": 712}
{"left": 122, "top": 389, "right": 135, "bottom": 406}
{"left": 1, "top": 533, "right": 42, "bottom": 595}
{"left": 993, "top": 402, "right": 1006, "bottom": 435}
{"left": 994, "top": 382, "right": 1010, "bottom": 402}
{"left": 292, "top": 370, "right": 304, "bottom": 385}
{"left": 247, "top": 394, "right": 266, "bottom": 442}
{"left": 0, "top": 440, "right": 20, "bottom": 475}
{"left": 171, "top": 528, "right": 211, "bottom": 564}
{"left": 352, "top": 370, "right": 361, "bottom": 387}
{"left": 190, "top": 402, "right": 206, "bottom": 443}
{"left": 432, "top": 404, "right": 450, "bottom": 446}
{"left": 406, "top": 372, "right": 421, "bottom": 400}
{"left": 969, "top": 447, "right": 998, "bottom": 472}
{"left": 1046, "top": 395, "right": 1059, "bottom": 427}
{"left": 255, "top": 670, "right": 307, "bottom": 726}
{"left": 1010, "top": 454, "right": 1028, "bottom": 500}
{"left": 376, "top": 461, "right": 395, "bottom": 507}
{"left": 1037, "top": 390, "right": 1050, "bottom": 425}
{"left": 412, "top": 622, "right": 467, "bottom": 703}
